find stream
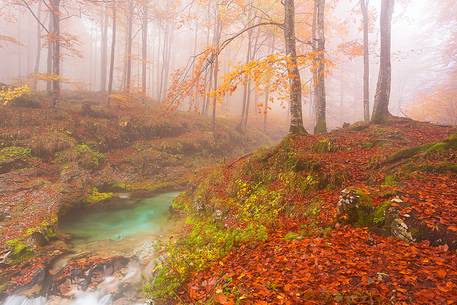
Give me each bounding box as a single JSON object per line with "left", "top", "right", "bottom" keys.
{"left": 2, "top": 192, "right": 180, "bottom": 305}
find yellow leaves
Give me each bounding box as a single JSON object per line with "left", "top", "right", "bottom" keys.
{"left": 0, "top": 85, "right": 31, "bottom": 105}
{"left": 215, "top": 52, "right": 321, "bottom": 105}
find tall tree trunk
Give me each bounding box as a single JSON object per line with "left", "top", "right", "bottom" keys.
{"left": 32, "top": 0, "right": 42, "bottom": 91}
{"left": 202, "top": 2, "right": 212, "bottom": 114}
{"left": 361, "top": 0, "right": 370, "bottom": 122}
{"left": 46, "top": 10, "right": 53, "bottom": 94}
{"left": 313, "top": 0, "right": 327, "bottom": 134}
{"left": 107, "top": 0, "right": 116, "bottom": 106}
{"left": 125, "top": 0, "right": 134, "bottom": 96}
{"left": 284, "top": 0, "right": 306, "bottom": 135}
{"left": 141, "top": 1, "right": 148, "bottom": 102}
{"left": 50, "top": 0, "right": 60, "bottom": 106}
{"left": 192, "top": 19, "right": 199, "bottom": 110}
{"left": 211, "top": 5, "right": 222, "bottom": 132}
{"left": 243, "top": 25, "right": 261, "bottom": 129}
{"left": 100, "top": 3, "right": 108, "bottom": 92}
{"left": 239, "top": 29, "right": 252, "bottom": 130}
{"left": 371, "top": 0, "right": 394, "bottom": 124}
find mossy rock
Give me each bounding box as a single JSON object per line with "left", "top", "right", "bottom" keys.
{"left": 5, "top": 239, "right": 33, "bottom": 264}
{"left": 86, "top": 187, "right": 113, "bottom": 205}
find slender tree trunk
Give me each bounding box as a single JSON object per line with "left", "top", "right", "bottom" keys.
{"left": 50, "top": 0, "right": 60, "bottom": 106}
{"left": 361, "top": 0, "right": 370, "bottom": 122}
{"left": 284, "top": 0, "right": 306, "bottom": 135}
{"left": 211, "top": 5, "right": 222, "bottom": 132}
{"left": 202, "top": 2, "right": 212, "bottom": 114}
{"left": 313, "top": 0, "right": 327, "bottom": 134}
{"left": 371, "top": 0, "right": 394, "bottom": 124}
{"left": 239, "top": 29, "right": 252, "bottom": 130}
{"left": 125, "top": 0, "right": 134, "bottom": 96}
{"left": 141, "top": 1, "right": 148, "bottom": 102}
{"left": 100, "top": 3, "right": 108, "bottom": 92}
{"left": 192, "top": 19, "right": 199, "bottom": 110}
{"left": 162, "top": 26, "right": 173, "bottom": 100}
{"left": 243, "top": 26, "right": 261, "bottom": 129}
{"left": 46, "top": 10, "right": 53, "bottom": 94}
{"left": 107, "top": 0, "right": 116, "bottom": 106}
{"left": 32, "top": 0, "right": 42, "bottom": 91}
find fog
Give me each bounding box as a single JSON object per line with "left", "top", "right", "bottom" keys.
{"left": 0, "top": 0, "right": 455, "bottom": 128}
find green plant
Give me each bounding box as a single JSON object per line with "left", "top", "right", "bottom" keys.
{"left": 0, "top": 146, "right": 32, "bottom": 165}
{"left": 144, "top": 219, "right": 267, "bottom": 300}
{"left": 75, "top": 144, "right": 106, "bottom": 169}
{"left": 312, "top": 138, "right": 336, "bottom": 153}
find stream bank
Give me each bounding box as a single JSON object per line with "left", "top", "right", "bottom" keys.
{"left": 2, "top": 191, "right": 181, "bottom": 305}
{"left": 0, "top": 99, "right": 275, "bottom": 300}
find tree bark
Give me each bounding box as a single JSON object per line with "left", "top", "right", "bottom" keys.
{"left": 211, "top": 4, "right": 222, "bottom": 132}
{"left": 46, "top": 9, "right": 53, "bottom": 94}
{"left": 32, "top": 0, "right": 42, "bottom": 91}
{"left": 371, "top": 0, "right": 395, "bottom": 124}
{"left": 100, "top": 3, "right": 108, "bottom": 92}
{"left": 125, "top": 0, "right": 134, "bottom": 96}
{"left": 141, "top": 1, "right": 148, "bottom": 102}
{"left": 361, "top": 0, "right": 370, "bottom": 122}
{"left": 284, "top": 0, "right": 306, "bottom": 135}
{"left": 313, "top": 0, "right": 327, "bottom": 134}
{"left": 239, "top": 27, "right": 252, "bottom": 131}
{"left": 107, "top": 0, "right": 116, "bottom": 106}
{"left": 50, "top": 0, "right": 60, "bottom": 106}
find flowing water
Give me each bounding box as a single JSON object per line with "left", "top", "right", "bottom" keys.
{"left": 2, "top": 192, "right": 180, "bottom": 305}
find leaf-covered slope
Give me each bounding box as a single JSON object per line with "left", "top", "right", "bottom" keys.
{"left": 163, "top": 118, "right": 457, "bottom": 304}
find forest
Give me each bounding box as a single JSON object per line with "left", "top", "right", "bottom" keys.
{"left": 0, "top": 0, "right": 456, "bottom": 304}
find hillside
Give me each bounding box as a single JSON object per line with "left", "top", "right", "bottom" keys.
{"left": 0, "top": 96, "right": 273, "bottom": 296}
{"left": 151, "top": 118, "right": 457, "bottom": 304}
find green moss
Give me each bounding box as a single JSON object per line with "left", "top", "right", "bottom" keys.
{"left": 86, "top": 187, "right": 113, "bottom": 205}
{"left": 25, "top": 218, "right": 57, "bottom": 241}
{"left": 284, "top": 231, "right": 303, "bottom": 241}
{"left": 5, "top": 239, "right": 33, "bottom": 263}
{"left": 382, "top": 175, "right": 398, "bottom": 187}
{"left": 373, "top": 201, "right": 392, "bottom": 225}
{"left": 0, "top": 146, "right": 31, "bottom": 165}
{"left": 385, "top": 143, "right": 432, "bottom": 164}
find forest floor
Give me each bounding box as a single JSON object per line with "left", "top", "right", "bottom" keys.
{"left": 0, "top": 93, "right": 276, "bottom": 297}
{"left": 163, "top": 118, "right": 457, "bottom": 305}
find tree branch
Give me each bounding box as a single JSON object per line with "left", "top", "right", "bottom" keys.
{"left": 21, "top": 0, "right": 49, "bottom": 33}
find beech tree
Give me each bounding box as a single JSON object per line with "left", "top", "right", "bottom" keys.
{"left": 284, "top": 0, "right": 306, "bottom": 135}
{"left": 313, "top": 0, "right": 327, "bottom": 134}
{"left": 371, "top": 0, "right": 395, "bottom": 124}
{"left": 361, "top": 0, "right": 370, "bottom": 122}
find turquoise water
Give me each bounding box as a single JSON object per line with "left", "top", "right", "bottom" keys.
{"left": 60, "top": 192, "right": 179, "bottom": 242}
